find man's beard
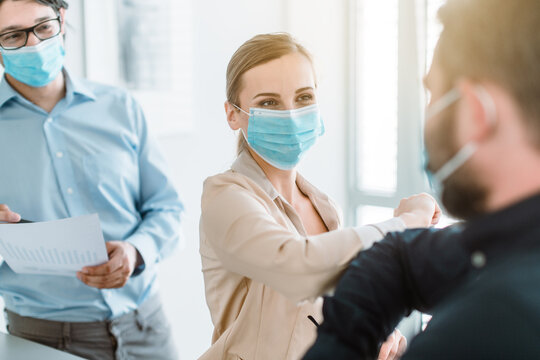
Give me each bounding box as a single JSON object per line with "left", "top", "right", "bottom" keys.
{"left": 440, "top": 167, "right": 488, "bottom": 220}
{"left": 426, "top": 106, "right": 489, "bottom": 220}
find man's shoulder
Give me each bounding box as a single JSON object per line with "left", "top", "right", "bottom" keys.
{"left": 404, "top": 250, "right": 540, "bottom": 359}
{"left": 479, "top": 249, "right": 540, "bottom": 304}
{"left": 464, "top": 249, "right": 540, "bottom": 308}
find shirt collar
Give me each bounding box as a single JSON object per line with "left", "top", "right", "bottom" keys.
{"left": 0, "top": 68, "right": 97, "bottom": 110}
{"left": 0, "top": 74, "right": 19, "bottom": 109}
{"left": 63, "top": 69, "right": 97, "bottom": 102}
{"left": 296, "top": 173, "right": 340, "bottom": 230}
{"left": 232, "top": 150, "right": 280, "bottom": 201}
{"left": 231, "top": 149, "right": 340, "bottom": 230}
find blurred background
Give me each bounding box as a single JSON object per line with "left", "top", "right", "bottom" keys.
{"left": 0, "top": 0, "right": 448, "bottom": 358}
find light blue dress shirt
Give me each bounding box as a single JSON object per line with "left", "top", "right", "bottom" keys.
{"left": 0, "top": 70, "right": 184, "bottom": 321}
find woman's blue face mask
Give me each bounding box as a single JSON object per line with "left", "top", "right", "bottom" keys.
{"left": 233, "top": 104, "right": 325, "bottom": 170}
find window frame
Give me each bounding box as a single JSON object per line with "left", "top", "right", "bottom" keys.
{"left": 346, "top": 0, "right": 429, "bottom": 226}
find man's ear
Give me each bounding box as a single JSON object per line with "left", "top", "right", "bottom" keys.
{"left": 59, "top": 8, "right": 66, "bottom": 35}
{"left": 457, "top": 80, "right": 497, "bottom": 143}
{"left": 225, "top": 101, "right": 242, "bottom": 130}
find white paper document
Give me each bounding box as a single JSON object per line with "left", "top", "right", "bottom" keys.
{"left": 0, "top": 214, "right": 108, "bottom": 276}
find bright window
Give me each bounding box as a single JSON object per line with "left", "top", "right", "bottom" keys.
{"left": 348, "top": 0, "right": 447, "bottom": 226}
{"left": 349, "top": 0, "right": 450, "bottom": 335}
{"left": 356, "top": 0, "right": 399, "bottom": 195}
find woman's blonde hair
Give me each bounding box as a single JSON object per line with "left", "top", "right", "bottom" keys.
{"left": 226, "top": 33, "right": 316, "bottom": 155}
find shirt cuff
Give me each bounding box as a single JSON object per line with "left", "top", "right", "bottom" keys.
{"left": 370, "top": 217, "right": 406, "bottom": 236}
{"left": 353, "top": 217, "right": 406, "bottom": 250}
{"left": 126, "top": 233, "right": 159, "bottom": 277}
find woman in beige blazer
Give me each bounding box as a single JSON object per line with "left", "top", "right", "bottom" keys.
{"left": 199, "top": 33, "right": 440, "bottom": 360}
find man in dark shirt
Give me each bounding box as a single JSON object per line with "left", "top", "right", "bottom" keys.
{"left": 304, "top": 0, "right": 540, "bottom": 358}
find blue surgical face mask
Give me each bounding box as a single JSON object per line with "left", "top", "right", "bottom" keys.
{"left": 424, "top": 86, "right": 497, "bottom": 195}
{"left": 1, "top": 35, "right": 65, "bottom": 87}
{"left": 233, "top": 104, "right": 325, "bottom": 170}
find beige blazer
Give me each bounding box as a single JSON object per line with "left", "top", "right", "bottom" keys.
{"left": 199, "top": 151, "right": 404, "bottom": 360}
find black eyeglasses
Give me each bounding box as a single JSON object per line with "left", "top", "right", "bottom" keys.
{"left": 0, "top": 16, "right": 61, "bottom": 50}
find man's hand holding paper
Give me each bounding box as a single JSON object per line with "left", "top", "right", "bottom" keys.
{"left": 77, "top": 241, "right": 143, "bottom": 289}
{"left": 0, "top": 204, "right": 21, "bottom": 223}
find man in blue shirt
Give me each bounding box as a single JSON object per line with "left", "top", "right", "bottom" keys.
{"left": 0, "top": 1, "right": 183, "bottom": 359}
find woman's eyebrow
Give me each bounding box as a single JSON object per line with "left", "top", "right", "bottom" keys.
{"left": 296, "top": 86, "right": 314, "bottom": 93}
{"left": 251, "top": 87, "right": 314, "bottom": 100}
{"left": 252, "top": 92, "right": 281, "bottom": 99}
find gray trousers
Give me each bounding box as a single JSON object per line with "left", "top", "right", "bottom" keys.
{"left": 5, "top": 295, "right": 178, "bottom": 360}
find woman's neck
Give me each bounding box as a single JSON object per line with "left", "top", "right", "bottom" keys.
{"left": 248, "top": 148, "right": 299, "bottom": 205}
{"left": 5, "top": 71, "right": 66, "bottom": 113}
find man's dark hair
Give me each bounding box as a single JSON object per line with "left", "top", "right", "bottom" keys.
{"left": 0, "top": 0, "right": 69, "bottom": 13}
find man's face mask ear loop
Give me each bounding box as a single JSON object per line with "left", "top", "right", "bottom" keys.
{"left": 430, "top": 85, "right": 498, "bottom": 184}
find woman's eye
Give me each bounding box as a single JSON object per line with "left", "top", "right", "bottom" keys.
{"left": 297, "top": 94, "right": 313, "bottom": 102}
{"left": 260, "top": 99, "right": 277, "bottom": 107}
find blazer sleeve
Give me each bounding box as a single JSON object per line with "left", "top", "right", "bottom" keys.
{"left": 200, "top": 174, "right": 405, "bottom": 303}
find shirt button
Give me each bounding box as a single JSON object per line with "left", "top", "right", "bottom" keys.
{"left": 67, "top": 187, "right": 74, "bottom": 195}
{"left": 471, "top": 251, "right": 486, "bottom": 268}
{"left": 56, "top": 151, "right": 64, "bottom": 158}
{"left": 46, "top": 117, "right": 53, "bottom": 123}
